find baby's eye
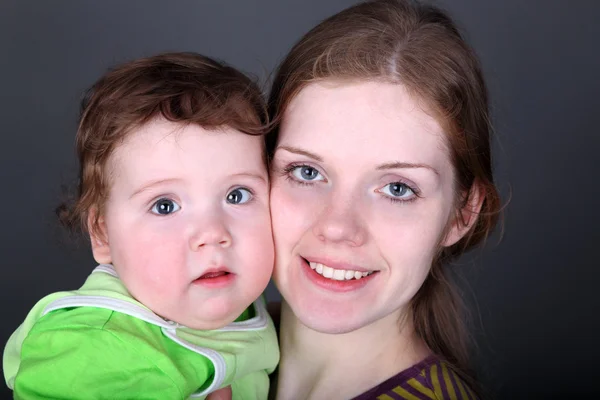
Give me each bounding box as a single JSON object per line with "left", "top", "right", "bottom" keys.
{"left": 380, "top": 182, "right": 415, "bottom": 199}
{"left": 291, "top": 165, "right": 324, "bottom": 182}
{"left": 151, "top": 198, "right": 181, "bottom": 215}
{"left": 226, "top": 188, "right": 253, "bottom": 205}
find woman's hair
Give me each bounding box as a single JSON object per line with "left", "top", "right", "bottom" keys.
{"left": 267, "top": 0, "right": 501, "bottom": 393}
{"left": 58, "top": 52, "right": 268, "bottom": 237}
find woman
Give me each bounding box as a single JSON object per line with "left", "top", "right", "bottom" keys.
{"left": 266, "top": 0, "right": 500, "bottom": 398}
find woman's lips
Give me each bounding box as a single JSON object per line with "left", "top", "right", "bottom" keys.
{"left": 300, "top": 257, "right": 378, "bottom": 292}
{"left": 302, "top": 256, "right": 376, "bottom": 273}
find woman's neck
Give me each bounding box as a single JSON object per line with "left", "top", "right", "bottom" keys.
{"left": 274, "top": 301, "right": 431, "bottom": 400}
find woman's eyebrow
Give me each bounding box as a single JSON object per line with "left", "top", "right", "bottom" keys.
{"left": 276, "top": 145, "right": 323, "bottom": 162}
{"left": 376, "top": 161, "right": 440, "bottom": 176}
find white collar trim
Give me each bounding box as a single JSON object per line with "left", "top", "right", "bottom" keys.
{"left": 41, "top": 264, "right": 270, "bottom": 396}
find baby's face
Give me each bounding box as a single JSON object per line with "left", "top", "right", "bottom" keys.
{"left": 93, "top": 118, "right": 273, "bottom": 329}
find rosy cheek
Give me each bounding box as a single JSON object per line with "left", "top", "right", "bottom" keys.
{"left": 272, "top": 186, "right": 319, "bottom": 235}
{"left": 119, "top": 229, "right": 180, "bottom": 289}
{"left": 145, "top": 273, "right": 178, "bottom": 294}
{"left": 250, "top": 242, "right": 274, "bottom": 280}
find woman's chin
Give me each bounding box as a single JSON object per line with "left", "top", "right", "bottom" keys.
{"left": 287, "top": 297, "right": 372, "bottom": 334}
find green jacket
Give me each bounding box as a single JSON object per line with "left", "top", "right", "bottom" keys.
{"left": 3, "top": 264, "right": 279, "bottom": 399}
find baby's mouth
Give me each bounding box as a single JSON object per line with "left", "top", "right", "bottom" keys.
{"left": 198, "top": 271, "right": 230, "bottom": 279}
{"left": 192, "top": 267, "right": 235, "bottom": 288}
{"left": 194, "top": 267, "right": 233, "bottom": 282}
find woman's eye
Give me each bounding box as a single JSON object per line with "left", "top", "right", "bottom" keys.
{"left": 226, "top": 188, "right": 253, "bottom": 205}
{"left": 151, "top": 198, "right": 181, "bottom": 215}
{"left": 380, "top": 182, "right": 415, "bottom": 199}
{"left": 291, "top": 165, "right": 323, "bottom": 182}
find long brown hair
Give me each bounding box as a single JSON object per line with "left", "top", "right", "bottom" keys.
{"left": 267, "top": 0, "right": 501, "bottom": 395}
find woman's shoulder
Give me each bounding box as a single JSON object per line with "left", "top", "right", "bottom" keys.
{"left": 352, "top": 356, "right": 478, "bottom": 400}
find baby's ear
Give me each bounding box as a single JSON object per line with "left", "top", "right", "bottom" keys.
{"left": 88, "top": 208, "right": 111, "bottom": 264}
{"left": 441, "top": 181, "right": 484, "bottom": 247}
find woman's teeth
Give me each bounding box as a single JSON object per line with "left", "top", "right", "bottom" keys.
{"left": 309, "top": 262, "right": 374, "bottom": 280}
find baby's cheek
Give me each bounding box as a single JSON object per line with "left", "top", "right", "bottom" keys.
{"left": 120, "top": 241, "right": 181, "bottom": 298}
{"left": 245, "top": 232, "right": 275, "bottom": 289}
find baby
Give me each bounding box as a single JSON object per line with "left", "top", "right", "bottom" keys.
{"left": 3, "top": 52, "right": 278, "bottom": 399}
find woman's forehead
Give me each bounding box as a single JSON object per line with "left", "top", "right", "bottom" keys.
{"left": 279, "top": 81, "right": 450, "bottom": 167}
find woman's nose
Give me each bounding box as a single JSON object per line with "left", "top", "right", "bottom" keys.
{"left": 311, "top": 199, "right": 367, "bottom": 247}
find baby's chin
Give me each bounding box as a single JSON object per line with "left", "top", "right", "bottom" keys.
{"left": 180, "top": 315, "right": 238, "bottom": 331}
{"left": 169, "top": 302, "right": 253, "bottom": 330}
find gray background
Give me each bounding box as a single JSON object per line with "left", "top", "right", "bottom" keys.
{"left": 1, "top": 0, "right": 598, "bottom": 398}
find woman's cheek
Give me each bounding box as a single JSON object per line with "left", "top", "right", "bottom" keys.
{"left": 274, "top": 184, "right": 324, "bottom": 228}
{"left": 371, "top": 198, "right": 449, "bottom": 261}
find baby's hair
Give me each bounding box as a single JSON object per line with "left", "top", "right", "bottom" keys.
{"left": 268, "top": 0, "right": 502, "bottom": 396}
{"left": 57, "top": 52, "right": 268, "bottom": 238}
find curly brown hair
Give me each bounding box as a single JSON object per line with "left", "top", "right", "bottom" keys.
{"left": 58, "top": 52, "right": 268, "bottom": 237}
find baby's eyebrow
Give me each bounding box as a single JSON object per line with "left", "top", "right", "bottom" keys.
{"left": 229, "top": 172, "right": 268, "bottom": 184}
{"left": 129, "top": 178, "right": 182, "bottom": 199}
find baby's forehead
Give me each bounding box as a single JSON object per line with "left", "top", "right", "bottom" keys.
{"left": 106, "top": 119, "right": 268, "bottom": 185}
{"left": 113, "top": 118, "right": 262, "bottom": 153}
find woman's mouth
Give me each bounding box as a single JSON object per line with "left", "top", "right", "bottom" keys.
{"left": 308, "top": 261, "right": 375, "bottom": 280}
{"left": 300, "top": 257, "right": 379, "bottom": 292}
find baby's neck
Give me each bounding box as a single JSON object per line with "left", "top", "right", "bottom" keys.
{"left": 274, "top": 301, "right": 430, "bottom": 400}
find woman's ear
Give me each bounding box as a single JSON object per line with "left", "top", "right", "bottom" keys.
{"left": 88, "top": 208, "right": 111, "bottom": 264}
{"left": 442, "top": 180, "right": 484, "bottom": 247}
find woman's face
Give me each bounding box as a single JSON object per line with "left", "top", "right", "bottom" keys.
{"left": 270, "top": 81, "right": 465, "bottom": 334}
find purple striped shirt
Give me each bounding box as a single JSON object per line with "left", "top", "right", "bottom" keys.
{"left": 351, "top": 356, "right": 478, "bottom": 400}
